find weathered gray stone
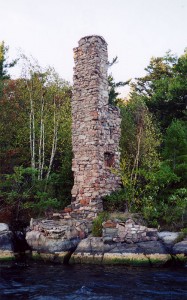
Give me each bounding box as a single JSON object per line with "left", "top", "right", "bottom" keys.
{"left": 0, "top": 231, "right": 14, "bottom": 251}
{"left": 26, "top": 218, "right": 92, "bottom": 254}
{"left": 70, "top": 236, "right": 172, "bottom": 266}
{"left": 26, "top": 231, "right": 79, "bottom": 253}
{"left": 26, "top": 222, "right": 187, "bottom": 265}
{"left": 108, "top": 243, "right": 139, "bottom": 254}
{"left": 74, "top": 237, "right": 104, "bottom": 254}
{"left": 173, "top": 240, "right": 187, "bottom": 254}
{"left": 137, "top": 241, "right": 167, "bottom": 254}
{"left": 0, "top": 223, "right": 9, "bottom": 232}
{"left": 0, "top": 224, "right": 14, "bottom": 255}
{"left": 158, "top": 231, "right": 180, "bottom": 246}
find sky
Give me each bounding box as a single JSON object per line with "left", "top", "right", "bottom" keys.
{"left": 1, "top": 0, "right": 187, "bottom": 96}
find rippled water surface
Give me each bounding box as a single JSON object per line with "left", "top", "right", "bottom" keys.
{"left": 0, "top": 263, "right": 187, "bottom": 299}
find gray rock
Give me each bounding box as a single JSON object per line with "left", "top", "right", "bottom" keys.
{"left": 137, "top": 241, "right": 167, "bottom": 254}
{"left": 74, "top": 237, "right": 104, "bottom": 254}
{"left": 173, "top": 241, "right": 187, "bottom": 254}
{"left": 158, "top": 231, "right": 180, "bottom": 246}
{"left": 73, "top": 236, "right": 92, "bottom": 253}
{"left": 71, "top": 237, "right": 171, "bottom": 266}
{"left": 108, "top": 243, "right": 139, "bottom": 254}
{"left": 104, "top": 241, "right": 166, "bottom": 255}
{"left": 0, "top": 223, "right": 9, "bottom": 232}
{"left": 26, "top": 231, "right": 80, "bottom": 253}
{"left": 103, "top": 236, "right": 114, "bottom": 243}
{"left": 73, "top": 237, "right": 168, "bottom": 256}
{"left": 0, "top": 231, "right": 14, "bottom": 251}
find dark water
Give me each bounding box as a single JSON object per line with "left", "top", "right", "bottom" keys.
{"left": 0, "top": 263, "right": 187, "bottom": 300}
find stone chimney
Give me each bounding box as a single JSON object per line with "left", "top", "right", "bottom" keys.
{"left": 71, "top": 35, "right": 121, "bottom": 219}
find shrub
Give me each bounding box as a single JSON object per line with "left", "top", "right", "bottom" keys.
{"left": 92, "top": 212, "right": 109, "bottom": 237}
{"left": 103, "top": 190, "right": 127, "bottom": 212}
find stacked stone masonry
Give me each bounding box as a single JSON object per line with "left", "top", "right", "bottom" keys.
{"left": 71, "top": 35, "right": 121, "bottom": 219}
{"left": 26, "top": 218, "right": 158, "bottom": 256}
{"left": 102, "top": 219, "right": 158, "bottom": 244}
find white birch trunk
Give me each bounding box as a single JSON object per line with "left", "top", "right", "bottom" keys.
{"left": 38, "top": 94, "right": 45, "bottom": 180}
{"left": 27, "top": 80, "right": 35, "bottom": 170}
{"left": 32, "top": 108, "right": 35, "bottom": 169}
{"left": 46, "top": 98, "right": 59, "bottom": 183}
{"left": 29, "top": 112, "right": 33, "bottom": 168}
{"left": 41, "top": 123, "right": 45, "bottom": 179}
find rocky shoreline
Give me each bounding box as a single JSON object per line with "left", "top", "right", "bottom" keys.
{"left": 1, "top": 218, "right": 187, "bottom": 267}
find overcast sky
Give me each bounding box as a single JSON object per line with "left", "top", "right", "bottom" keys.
{"left": 1, "top": 0, "right": 187, "bottom": 96}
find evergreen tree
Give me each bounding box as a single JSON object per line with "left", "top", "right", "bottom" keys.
{"left": 132, "top": 49, "right": 187, "bottom": 130}
{"left": 108, "top": 56, "right": 130, "bottom": 105}
{"left": 163, "top": 119, "right": 187, "bottom": 184}
{"left": 0, "top": 41, "right": 17, "bottom": 96}
{"left": 0, "top": 41, "right": 17, "bottom": 79}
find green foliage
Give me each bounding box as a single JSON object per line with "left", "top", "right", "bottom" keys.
{"left": 132, "top": 49, "right": 187, "bottom": 130}
{"left": 175, "top": 227, "right": 187, "bottom": 243}
{"left": 0, "top": 56, "right": 73, "bottom": 222}
{"left": 0, "top": 166, "right": 64, "bottom": 220}
{"left": 0, "top": 41, "right": 17, "bottom": 97}
{"left": 108, "top": 56, "right": 130, "bottom": 105}
{"left": 92, "top": 212, "right": 109, "bottom": 237}
{"left": 0, "top": 41, "right": 17, "bottom": 80}
{"left": 163, "top": 119, "right": 187, "bottom": 183}
{"left": 140, "top": 119, "right": 187, "bottom": 228}
{"left": 108, "top": 74, "right": 130, "bottom": 105}
{"left": 22, "top": 196, "right": 61, "bottom": 215}
{"left": 103, "top": 190, "right": 127, "bottom": 212}
{"left": 113, "top": 49, "right": 187, "bottom": 229}
{"left": 142, "top": 188, "right": 187, "bottom": 229}
{"left": 164, "top": 188, "right": 187, "bottom": 226}
{"left": 118, "top": 95, "right": 161, "bottom": 212}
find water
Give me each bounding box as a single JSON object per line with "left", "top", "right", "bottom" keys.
{"left": 0, "top": 263, "right": 187, "bottom": 299}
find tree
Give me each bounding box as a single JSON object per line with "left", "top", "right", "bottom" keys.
{"left": 0, "top": 55, "right": 73, "bottom": 222}
{"left": 163, "top": 119, "right": 187, "bottom": 183}
{"left": 0, "top": 41, "right": 17, "bottom": 79}
{"left": 131, "top": 50, "right": 187, "bottom": 130}
{"left": 108, "top": 56, "right": 130, "bottom": 105}
{"left": 0, "top": 41, "right": 17, "bottom": 96}
{"left": 115, "top": 95, "right": 161, "bottom": 211}
{"left": 19, "top": 55, "right": 72, "bottom": 183}
{"left": 104, "top": 49, "right": 187, "bottom": 228}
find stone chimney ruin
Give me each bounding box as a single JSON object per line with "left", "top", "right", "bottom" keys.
{"left": 71, "top": 35, "right": 121, "bottom": 219}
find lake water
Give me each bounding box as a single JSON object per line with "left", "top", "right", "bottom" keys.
{"left": 0, "top": 263, "right": 187, "bottom": 299}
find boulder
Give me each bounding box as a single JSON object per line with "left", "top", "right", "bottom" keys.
{"left": 0, "top": 231, "right": 14, "bottom": 251}
{"left": 137, "top": 241, "right": 167, "bottom": 254}
{"left": 0, "top": 223, "right": 14, "bottom": 260}
{"left": 0, "top": 223, "right": 9, "bottom": 232}
{"left": 70, "top": 237, "right": 104, "bottom": 264}
{"left": 26, "top": 230, "right": 80, "bottom": 253}
{"left": 74, "top": 237, "right": 104, "bottom": 254}
{"left": 70, "top": 236, "right": 171, "bottom": 266}
{"left": 158, "top": 231, "right": 180, "bottom": 246}
{"left": 173, "top": 240, "right": 187, "bottom": 255}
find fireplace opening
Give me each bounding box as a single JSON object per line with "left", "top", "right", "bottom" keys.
{"left": 104, "top": 152, "right": 115, "bottom": 167}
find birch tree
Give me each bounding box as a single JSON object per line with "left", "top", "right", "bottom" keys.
{"left": 20, "top": 56, "right": 72, "bottom": 185}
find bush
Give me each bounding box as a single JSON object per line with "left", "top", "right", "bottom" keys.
{"left": 0, "top": 166, "right": 65, "bottom": 222}
{"left": 142, "top": 188, "right": 187, "bottom": 229}
{"left": 92, "top": 212, "right": 109, "bottom": 237}
{"left": 103, "top": 190, "right": 127, "bottom": 212}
